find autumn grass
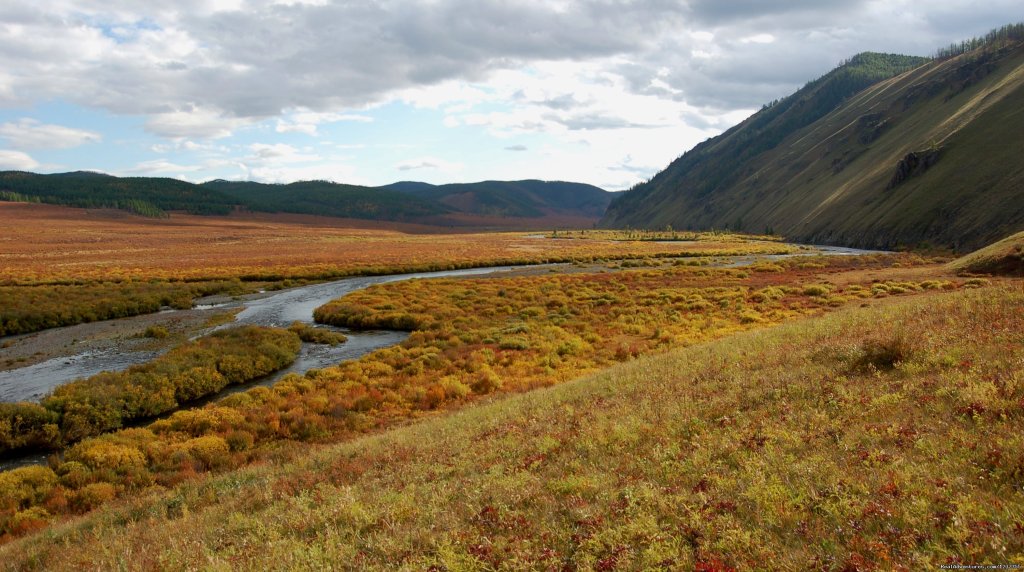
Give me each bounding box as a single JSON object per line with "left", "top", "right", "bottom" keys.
{"left": 287, "top": 322, "right": 348, "bottom": 346}
{"left": 0, "top": 203, "right": 799, "bottom": 338}
{"left": 0, "top": 203, "right": 795, "bottom": 285}
{"left": 549, "top": 229, "right": 785, "bottom": 242}
{"left": 0, "top": 280, "right": 250, "bottom": 337}
{"left": 0, "top": 253, "right": 934, "bottom": 541}
{"left": 1, "top": 282, "right": 1020, "bottom": 570}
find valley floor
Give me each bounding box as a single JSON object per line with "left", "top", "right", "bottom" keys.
{"left": 2, "top": 203, "right": 1021, "bottom": 569}
{"left": 3, "top": 274, "right": 1022, "bottom": 570}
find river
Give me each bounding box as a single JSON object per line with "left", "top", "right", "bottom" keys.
{"left": 0, "top": 245, "right": 884, "bottom": 404}
{"left": 0, "top": 245, "right": 886, "bottom": 470}
{"left": 0, "top": 265, "right": 524, "bottom": 404}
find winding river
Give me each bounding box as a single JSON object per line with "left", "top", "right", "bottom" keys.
{"left": 0, "top": 244, "right": 883, "bottom": 470}
{"left": 0, "top": 244, "right": 882, "bottom": 405}
{"left": 0, "top": 265, "right": 524, "bottom": 404}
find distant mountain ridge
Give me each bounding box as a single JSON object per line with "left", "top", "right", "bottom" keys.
{"left": 602, "top": 24, "right": 1024, "bottom": 251}
{"left": 382, "top": 179, "right": 611, "bottom": 218}
{"left": 0, "top": 171, "right": 611, "bottom": 226}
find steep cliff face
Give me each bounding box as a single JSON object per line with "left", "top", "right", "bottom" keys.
{"left": 602, "top": 39, "right": 1024, "bottom": 252}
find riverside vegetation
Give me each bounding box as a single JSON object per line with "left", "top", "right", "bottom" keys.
{"left": 0, "top": 202, "right": 795, "bottom": 338}
{"left": 0, "top": 326, "right": 301, "bottom": 454}
{"left": 0, "top": 246, "right": 975, "bottom": 547}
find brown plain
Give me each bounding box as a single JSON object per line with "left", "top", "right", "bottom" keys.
{"left": 0, "top": 202, "right": 784, "bottom": 284}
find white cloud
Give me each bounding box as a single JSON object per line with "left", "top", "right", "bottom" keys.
{"left": 245, "top": 163, "right": 362, "bottom": 184}
{"left": 2, "top": 2, "right": 1016, "bottom": 133}
{"left": 740, "top": 33, "right": 776, "bottom": 44}
{"left": 395, "top": 156, "right": 464, "bottom": 173}
{"left": 0, "top": 119, "right": 101, "bottom": 149}
{"left": 248, "top": 143, "right": 320, "bottom": 163}
{"left": 150, "top": 139, "right": 228, "bottom": 154}
{"left": 274, "top": 109, "right": 374, "bottom": 135}
{"left": 144, "top": 107, "right": 250, "bottom": 139}
{"left": 0, "top": 150, "right": 39, "bottom": 170}
{"left": 124, "top": 159, "right": 203, "bottom": 175}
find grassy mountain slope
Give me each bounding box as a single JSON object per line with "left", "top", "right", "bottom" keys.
{"left": 4, "top": 282, "right": 1021, "bottom": 569}
{"left": 382, "top": 179, "right": 612, "bottom": 218}
{"left": 602, "top": 32, "right": 1024, "bottom": 252}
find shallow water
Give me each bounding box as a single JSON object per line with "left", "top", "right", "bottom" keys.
{"left": 0, "top": 349, "right": 161, "bottom": 403}
{"left": 0, "top": 248, "right": 884, "bottom": 470}
{"left": 0, "top": 265, "right": 520, "bottom": 404}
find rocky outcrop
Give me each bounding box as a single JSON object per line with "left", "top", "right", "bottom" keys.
{"left": 887, "top": 148, "right": 941, "bottom": 190}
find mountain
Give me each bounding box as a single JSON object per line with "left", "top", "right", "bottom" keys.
{"left": 202, "top": 179, "right": 449, "bottom": 221}
{"left": 0, "top": 171, "right": 235, "bottom": 216}
{"left": 602, "top": 25, "right": 1024, "bottom": 252}
{"left": 0, "top": 172, "right": 610, "bottom": 226}
{"left": 381, "top": 180, "right": 612, "bottom": 219}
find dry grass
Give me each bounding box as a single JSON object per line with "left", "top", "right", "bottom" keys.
{"left": 1, "top": 283, "right": 1021, "bottom": 570}
{"left": 0, "top": 203, "right": 793, "bottom": 285}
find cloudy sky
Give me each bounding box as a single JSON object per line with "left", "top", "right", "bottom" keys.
{"left": 0, "top": 1, "right": 1019, "bottom": 190}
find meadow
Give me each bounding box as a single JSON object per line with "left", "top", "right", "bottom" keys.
{"left": 2, "top": 273, "right": 1020, "bottom": 569}
{"left": 1, "top": 202, "right": 1020, "bottom": 568}
{"left": 0, "top": 203, "right": 792, "bottom": 285}
{"left": 0, "top": 203, "right": 795, "bottom": 339}
{"left": 0, "top": 244, "right": 965, "bottom": 546}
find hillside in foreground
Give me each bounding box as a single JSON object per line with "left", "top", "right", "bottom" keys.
{"left": 3, "top": 263, "right": 1021, "bottom": 568}
{"left": 602, "top": 26, "right": 1024, "bottom": 252}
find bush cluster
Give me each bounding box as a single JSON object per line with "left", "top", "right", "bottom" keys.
{"left": 0, "top": 326, "right": 300, "bottom": 455}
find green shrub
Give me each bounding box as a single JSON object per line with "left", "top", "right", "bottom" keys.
{"left": 802, "top": 284, "right": 831, "bottom": 297}
{"left": 0, "top": 466, "right": 58, "bottom": 511}
{"left": 0, "top": 403, "right": 61, "bottom": 452}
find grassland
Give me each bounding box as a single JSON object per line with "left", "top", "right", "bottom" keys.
{"left": 0, "top": 245, "right": 968, "bottom": 548}
{"left": 0, "top": 203, "right": 788, "bottom": 285}
{"left": 0, "top": 275, "right": 1020, "bottom": 569}
{"left": 0, "top": 203, "right": 794, "bottom": 339}
{"left": 2, "top": 203, "right": 1019, "bottom": 567}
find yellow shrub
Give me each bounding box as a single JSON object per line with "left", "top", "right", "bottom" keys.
{"left": 69, "top": 482, "right": 117, "bottom": 513}
{"left": 177, "top": 436, "right": 230, "bottom": 469}
{"left": 66, "top": 441, "right": 146, "bottom": 472}
{"left": 0, "top": 466, "right": 58, "bottom": 511}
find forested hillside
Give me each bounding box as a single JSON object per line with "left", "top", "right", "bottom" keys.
{"left": 202, "top": 179, "right": 449, "bottom": 221}
{"left": 0, "top": 172, "right": 610, "bottom": 225}
{"left": 0, "top": 171, "right": 234, "bottom": 216}
{"left": 383, "top": 180, "right": 611, "bottom": 218}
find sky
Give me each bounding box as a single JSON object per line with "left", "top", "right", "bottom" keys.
{"left": 0, "top": 1, "right": 1020, "bottom": 191}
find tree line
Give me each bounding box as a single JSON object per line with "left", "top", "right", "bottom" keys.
{"left": 934, "top": 22, "right": 1024, "bottom": 60}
